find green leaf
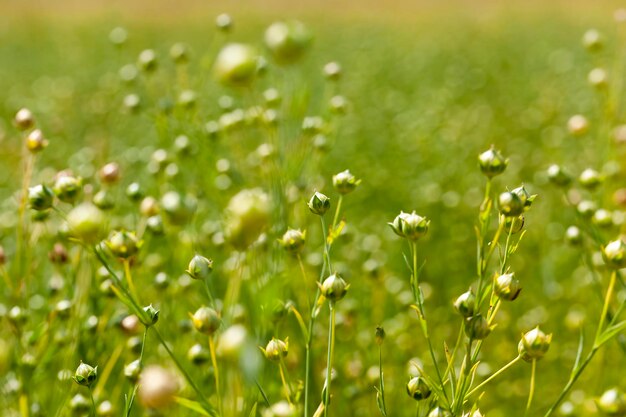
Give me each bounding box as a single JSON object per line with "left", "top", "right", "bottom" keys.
{"left": 596, "top": 320, "right": 626, "bottom": 348}
{"left": 174, "top": 397, "right": 212, "bottom": 416}
{"left": 570, "top": 328, "right": 584, "bottom": 378}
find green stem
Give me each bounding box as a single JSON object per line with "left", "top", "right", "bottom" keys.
{"left": 596, "top": 270, "right": 617, "bottom": 342}
{"left": 208, "top": 337, "right": 222, "bottom": 416}
{"left": 89, "top": 388, "right": 96, "bottom": 417}
{"left": 466, "top": 355, "right": 521, "bottom": 398}
{"left": 331, "top": 196, "right": 343, "bottom": 232}
{"left": 323, "top": 303, "right": 336, "bottom": 417}
{"left": 525, "top": 359, "right": 537, "bottom": 417}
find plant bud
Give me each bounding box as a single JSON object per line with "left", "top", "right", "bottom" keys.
{"left": 97, "top": 400, "right": 114, "bottom": 416}
{"left": 93, "top": 190, "right": 115, "bottom": 210}
{"left": 332, "top": 170, "right": 360, "bottom": 195}
{"left": 143, "top": 304, "right": 160, "bottom": 326}
{"left": 302, "top": 116, "right": 326, "bottom": 135}
{"left": 15, "top": 108, "right": 34, "bottom": 130}
{"left": 261, "top": 338, "right": 289, "bottom": 362}
{"left": 323, "top": 61, "right": 342, "bottom": 80}
{"left": 518, "top": 327, "right": 552, "bottom": 362}
{"left": 504, "top": 215, "right": 525, "bottom": 234}
{"left": 511, "top": 185, "right": 535, "bottom": 209}
{"left": 191, "top": 307, "right": 221, "bottom": 335}
{"left": 55, "top": 299, "right": 72, "bottom": 318}
{"left": 26, "top": 129, "right": 48, "bottom": 152}
{"left": 388, "top": 211, "right": 429, "bottom": 240}
{"left": 406, "top": 375, "right": 431, "bottom": 400}
{"left": 582, "top": 29, "right": 603, "bottom": 52}
{"left": 588, "top": 68, "right": 608, "bottom": 88}
{"left": 214, "top": 43, "right": 258, "bottom": 86}
{"left": 105, "top": 230, "right": 142, "bottom": 259}
{"left": 124, "top": 359, "right": 142, "bottom": 382}
{"left": 307, "top": 191, "right": 330, "bottom": 216}
{"left": 576, "top": 200, "right": 597, "bottom": 218}
{"left": 224, "top": 188, "right": 271, "bottom": 248}
{"left": 494, "top": 272, "right": 522, "bottom": 301}
{"left": 8, "top": 306, "right": 27, "bottom": 326}
{"left": 320, "top": 273, "right": 350, "bottom": 302}
{"left": 67, "top": 203, "right": 105, "bottom": 243}
{"left": 279, "top": 229, "right": 306, "bottom": 253}
{"left": 329, "top": 95, "right": 348, "bottom": 114}
{"left": 186, "top": 255, "right": 213, "bottom": 280}
{"left": 126, "top": 182, "right": 144, "bottom": 201}
{"left": 138, "top": 49, "right": 158, "bottom": 72}
{"left": 187, "top": 343, "right": 210, "bottom": 365}
{"left": 146, "top": 215, "right": 164, "bottom": 235}
{"left": 478, "top": 147, "right": 508, "bottom": 178}
{"left": 428, "top": 407, "right": 452, "bottom": 417}
{"left": 579, "top": 168, "right": 602, "bottom": 190}
{"left": 567, "top": 115, "right": 589, "bottom": 136}
{"left": 602, "top": 238, "right": 626, "bottom": 269}
{"left": 73, "top": 362, "right": 97, "bottom": 387}
{"left": 53, "top": 174, "right": 81, "bottom": 203}
{"left": 375, "top": 326, "right": 386, "bottom": 345}
{"left": 215, "top": 13, "right": 233, "bottom": 32}
{"left": 170, "top": 43, "right": 190, "bottom": 64}
{"left": 70, "top": 394, "right": 90, "bottom": 413}
{"left": 597, "top": 387, "right": 626, "bottom": 416}
{"left": 453, "top": 290, "right": 476, "bottom": 318}
{"left": 593, "top": 209, "right": 613, "bottom": 228}
{"left": 138, "top": 366, "right": 179, "bottom": 409}
{"left": 216, "top": 324, "right": 248, "bottom": 360}
{"left": 498, "top": 191, "right": 524, "bottom": 217}
{"left": 464, "top": 314, "right": 491, "bottom": 340}
{"left": 99, "top": 162, "right": 120, "bottom": 184}
{"left": 565, "top": 226, "right": 582, "bottom": 245}
{"left": 264, "top": 20, "right": 312, "bottom": 64}
{"left": 28, "top": 184, "right": 54, "bottom": 211}
{"left": 547, "top": 164, "right": 571, "bottom": 187}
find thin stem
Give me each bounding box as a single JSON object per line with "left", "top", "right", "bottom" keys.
{"left": 525, "top": 359, "right": 537, "bottom": 416}
{"left": 323, "top": 303, "right": 336, "bottom": 417}
{"left": 331, "top": 195, "right": 343, "bottom": 233}
{"left": 279, "top": 357, "right": 294, "bottom": 404}
{"left": 378, "top": 343, "right": 388, "bottom": 416}
{"left": 204, "top": 277, "right": 216, "bottom": 308}
{"left": 208, "top": 337, "right": 222, "bottom": 416}
{"left": 89, "top": 388, "right": 96, "bottom": 417}
{"left": 321, "top": 216, "right": 332, "bottom": 272}
{"left": 123, "top": 260, "right": 139, "bottom": 304}
{"left": 466, "top": 355, "right": 521, "bottom": 398}
{"left": 595, "top": 270, "right": 617, "bottom": 342}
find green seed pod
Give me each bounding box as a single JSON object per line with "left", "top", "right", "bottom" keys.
{"left": 603, "top": 238, "right": 626, "bottom": 269}
{"left": 215, "top": 13, "right": 233, "bottom": 32}
{"left": 279, "top": 229, "right": 306, "bottom": 254}
{"left": 138, "top": 49, "right": 158, "bottom": 72}
{"left": 53, "top": 174, "right": 82, "bottom": 203}
{"left": 428, "top": 407, "right": 452, "bottom": 417}
{"left": 320, "top": 273, "right": 350, "bottom": 302}
{"left": 126, "top": 182, "right": 144, "bottom": 201}
{"left": 579, "top": 168, "right": 602, "bottom": 190}
{"left": 593, "top": 209, "right": 613, "bottom": 228}
{"left": 263, "top": 88, "right": 282, "bottom": 107}
{"left": 223, "top": 188, "right": 270, "bottom": 248}
{"left": 99, "top": 162, "right": 120, "bottom": 184}
{"left": 453, "top": 290, "right": 476, "bottom": 318}
{"left": 504, "top": 215, "right": 525, "bottom": 234}
{"left": 15, "top": 108, "right": 35, "bottom": 130}
{"left": 26, "top": 129, "right": 48, "bottom": 152}
{"left": 547, "top": 164, "right": 572, "bottom": 187}
{"left": 494, "top": 272, "right": 522, "bottom": 301}
{"left": 478, "top": 146, "right": 508, "bottom": 178}
{"left": 577, "top": 200, "right": 597, "bottom": 218}
{"left": 8, "top": 306, "right": 28, "bottom": 326}
{"left": 109, "top": 27, "right": 128, "bottom": 46}
{"left": 597, "top": 387, "right": 626, "bottom": 416}
{"left": 93, "top": 189, "right": 115, "bottom": 210}
{"left": 55, "top": 299, "right": 72, "bottom": 319}
{"left": 214, "top": 43, "right": 258, "bottom": 86}
{"left": 406, "top": 375, "right": 431, "bottom": 400}
{"left": 588, "top": 68, "right": 608, "bottom": 88}
{"left": 323, "top": 61, "right": 342, "bottom": 80}
{"left": 28, "top": 184, "right": 54, "bottom": 211}
{"left": 67, "top": 203, "right": 105, "bottom": 243}
{"left": 518, "top": 327, "right": 552, "bottom": 362}
{"left": 97, "top": 400, "right": 114, "bottom": 416}
{"left": 401, "top": 212, "right": 430, "bottom": 240}
{"left": 464, "top": 314, "right": 491, "bottom": 340}
{"left": 568, "top": 115, "right": 589, "bottom": 136}
{"left": 124, "top": 359, "right": 142, "bottom": 383}
{"left": 302, "top": 116, "right": 325, "bottom": 135}
{"left": 582, "top": 29, "right": 603, "bottom": 52}
{"left": 186, "top": 255, "right": 213, "bottom": 280}
{"left": 170, "top": 43, "right": 190, "bottom": 64}
{"left": 565, "top": 226, "right": 582, "bottom": 245}
{"left": 143, "top": 304, "right": 160, "bottom": 326}
{"left": 73, "top": 362, "right": 98, "bottom": 387}
{"left": 511, "top": 185, "right": 535, "bottom": 209}
{"left": 191, "top": 306, "right": 221, "bottom": 335}
{"left": 105, "top": 230, "right": 142, "bottom": 259}
{"left": 332, "top": 169, "right": 361, "bottom": 195}
{"left": 498, "top": 191, "right": 524, "bottom": 217}
{"left": 375, "top": 326, "right": 386, "bottom": 345}
{"left": 307, "top": 191, "right": 330, "bottom": 216}
{"left": 187, "top": 343, "right": 210, "bottom": 365}
{"left": 146, "top": 215, "right": 164, "bottom": 235}
{"left": 261, "top": 338, "right": 289, "bottom": 362}
{"left": 329, "top": 95, "right": 348, "bottom": 114}
{"left": 264, "top": 20, "right": 312, "bottom": 64}
{"left": 70, "top": 393, "right": 90, "bottom": 413}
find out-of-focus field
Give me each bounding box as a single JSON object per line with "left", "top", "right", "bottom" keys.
{"left": 1, "top": 1, "right": 626, "bottom": 417}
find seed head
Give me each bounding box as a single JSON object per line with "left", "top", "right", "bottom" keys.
{"left": 320, "top": 273, "right": 350, "bottom": 302}
{"left": 124, "top": 359, "right": 142, "bottom": 383}
{"left": 547, "top": 164, "right": 572, "bottom": 187}
{"left": 565, "top": 226, "right": 582, "bottom": 245}
{"left": 264, "top": 20, "right": 312, "bottom": 64}
{"left": 70, "top": 394, "right": 90, "bottom": 413}
{"left": 261, "top": 338, "right": 289, "bottom": 362}
{"left": 224, "top": 188, "right": 271, "bottom": 248}
{"left": 73, "top": 362, "right": 97, "bottom": 387}
{"left": 307, "top": 191, "right": 330, "bottom": 216}
{"left": 214, "top": 43, "right": 259, "bottom": 86}
{"left": 215, "top": 13, "right": 233, "bottom": 32}
{"left": 187, "top": 344, "right": 210, "bottom": 365}
{"left": 170, "top": 43, "right": 190, "bottom": 64}
{"left": 53, "top": 174, "right": 82, "bottom": 203}
{"left": 511, "top": 185, "right": 535, "bottom": 209}
{"left": 518, "top": 327, "right": 552, "bottom": 362}
{"left": 603, "top": 238, "right": 626, "bottom": 269}
{"left": 332, "top": 170, "right": 361, "bottom": 195}
{"left": 588, "top": 68, "right": 608, "bottom": 88}
{"left": 568, "top": 115, "right": 589, "bottom": 136}
{"left": 93, "top": 190, "right": 115, "bottom": 210}
{"left": 464, "top": 314, "right": 491, "bottom": 340}
{"left": 67, "top": 203, "right": 105, "bottom": 243}
{"left": 279, "top": 229, "right": 306, "bottom": 254}
{"left": 388, "top": 211, "right": 429, "bottom": 241}
{"left": 498, "top": 191, "right": 524, "bottom": 217}
{"left": 15, "top": 108, "right": 35, "bottom": 130}
{"left": 186, "top": 255, "right": 213, "bottom": 280}
{"left": 191, "top": 307, "right": 221, "bottom": 335}
{"left": 579, "top": 168, "right": 603, "bottom": 190}
{"left": 99, "top": 162, "right": 120, "bottom": 184}
{"left": 494, "top": 272, "right": 522, "bottom": 301}
{"left": 138, "top": 49, "right": 158, "bottom": 72}
{"left": 138, "top": 366, "right": 179, "bottom": 409}
{"left": 582, "top": 29, "right": 603, "bottom": 52}
{"left": 142, "top": 304, "right": 160, "bottom": 327}
{"left": 28, "top": 184, "right": 54, "bottom": 211}
{"left": 597, "top": 388, "right": 626, "bottom": 416}
{"left": 478, "top": 146, "right": 508, "bottom": 178}
{"left": 105, "top": 230, "right": 142, "bottom": 259}
{"left": 453, "top": 290, "right": 476, "bottom": 318}
{"left": 26, "top": 129, "right": 48, "bottom": 152}
{"left": 406, "top": 375, "right": 431, "bottom": 401}
{"left": 375, "top": 326, "right": 386, "bottom": 345}
{"left": 504, "top": 215, "right": 525, "bottom": 234}
{"left": 428, "top": 407, "right": 452, "bottom": 417}
{"left": 323, "top": 61, "right": 342, "bottom": 80}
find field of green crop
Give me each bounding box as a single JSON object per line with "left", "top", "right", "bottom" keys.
{"left": 2, "top": 3, "right": 626, "bottom": 417}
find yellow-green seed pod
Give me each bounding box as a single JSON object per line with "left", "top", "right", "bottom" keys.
{"left": 105, "top": 230, "right": 142, "bottom": 259}
{"left": 597, "top": 387, "right": 626, "bottom": 416}
{"left": 453, "top": 290, "right": 476, "bottom": 318}
{"left": 332, "top": 170, "right": 360, "bottom": 195}
{"left": 224, "top": 188, "right": 271, "bottom": 249}
{"left": 138, "top": 366, "right": 179, "bottom": 409}
{"left": 187, "top": 344, "right": 210, "bottom": 365}
{"left": 214, "top": 43, "right": 259, "bottom": 87}
{"left": 518, "top": 327, "right": 552, "bottom": 362}
{"left": 568, "top": 114, "right": 589, "bottom": 136}
{"left": 67, "top": 203, "right": 106, "bottom": 243}
{"left": 603, "top": 239, "right": 626, "bottom": 269}
{"left": 464, "top": 314, "right": 491, "bottom": 340}
{"left": 264, "top": 20, "right": 312, "bottom": 65}
{"left": 582, "top": 29, "right": 603, "bottom": 52}
{"left": 578, "top": 168, "right": 602, "bottom": 190}
{"left": 73, "top": 362, "right": 98, "bottom": 387}
{"left": 186, "top": 255, "right": 213, "bottom": 280}
{"left": 138, "top": 49, "right": 158, "bottom": 72}
{"left": 26, "top": 129, "right": 48, "bottom": 152}
{"left": 307, "top": 192, "right": 330, "bottom": 216}
{"left": 547, "top": 164, "right": 572, "bottom": 187}
{"left": 428, "top": 407, "right": 452, "bottom": 417}
{"left": 494, "top": 272, "right": 522, "bottom": 301}
{"left": 124, "top": 359, "right": 142, "bottom": 383}
{"left": 53, "top": 174, "right": 82, "bottom": 203}
{"left": 498, "top": 192, "right": 524, "bottom": 217}
{"left": 478, "top": 146, "right": 508, "bottom": 178}
{"left": 279, "top": 229, "right": 306, "bottom": 254}
{"left": 28, "top": 184, "right": 54, "bottom": 211}
{"left": 261, "top": 338, "right": 289, "bottom": 362}
{"left": 406, "top": 375, "right": 431, "bottom": 400}
{"left": 320, "top": 273, "right": 349, "bottom": 302}
{"left": 191, "top": 306, "right": 221, "bottom": 335}
{"left": 15, "top": 108, "right": 34, "bottom": 130}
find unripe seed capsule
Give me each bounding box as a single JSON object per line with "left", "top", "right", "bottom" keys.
{"left": 261, "top": 338, "right": 289, "bottom": 362}
{"left": 453, "top": 290, "right": 476, "bottom": 318}
{"left": 406, "top": 375, "right": 431, "bottom": 400}
{"left": 73, "top": 362, "right": 98, "bottom": 387}
{"left": 478, "top": 146, "right": 508, "bottom": 178}
{"left": 518, "top": 327, "right": 552, "bottom": 362}
{"left": 494, "top": 272, "right": 522, "bottom": 301}
{"left": 320, "top": 273, "right": 349, "bottom": 302}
